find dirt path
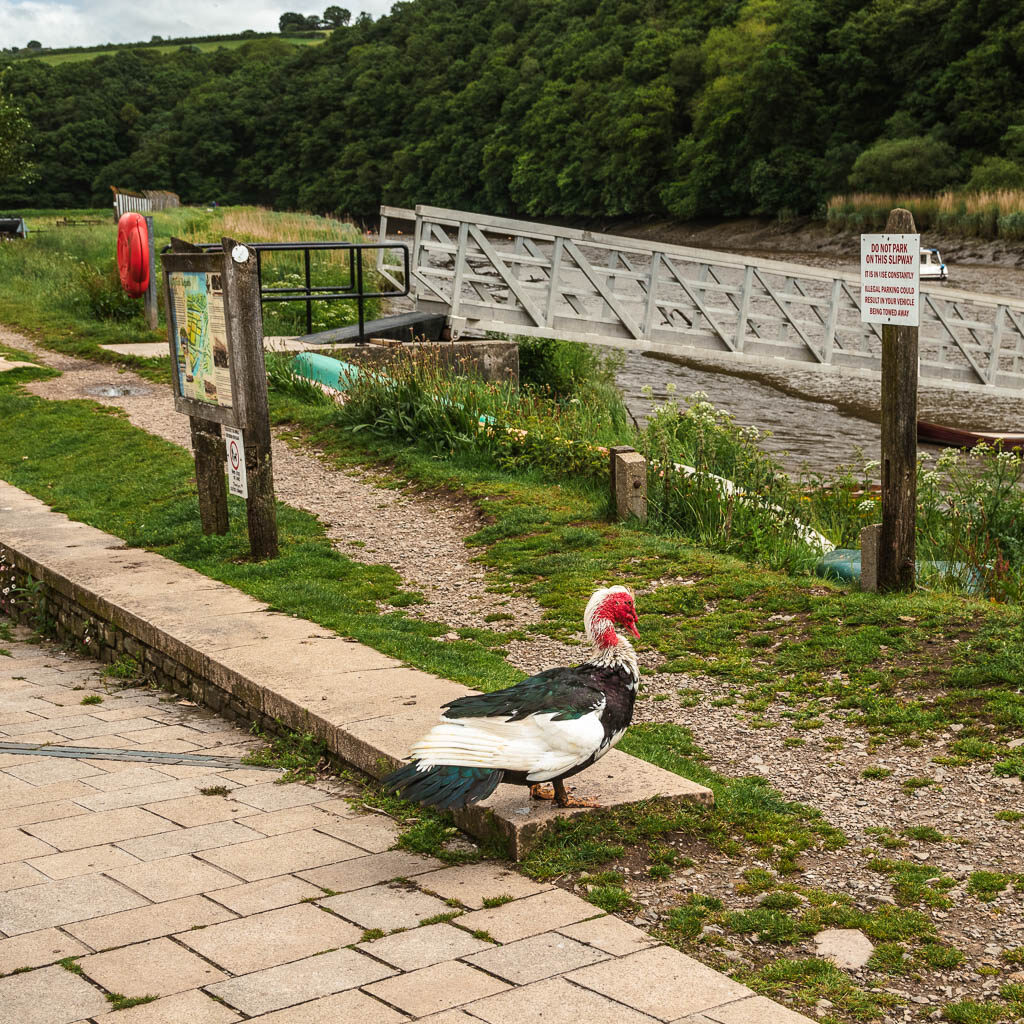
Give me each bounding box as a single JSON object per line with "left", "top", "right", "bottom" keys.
{"left": 7, "top": 326, "right": 1024, "bottom": 1020}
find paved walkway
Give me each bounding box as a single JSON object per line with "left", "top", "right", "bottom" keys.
{"left": 0, "top": 628, "right": 810, "bottom": 1024}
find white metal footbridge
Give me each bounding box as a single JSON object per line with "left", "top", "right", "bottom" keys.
{"left": 377, "top": 205, "right": 1024, "bottom": 396}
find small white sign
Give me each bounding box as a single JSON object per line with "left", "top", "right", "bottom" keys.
{"left": 224, "top": 426, "right": 248, "bottom": 498}
{"left": 861, "top": 233, "right": 921, "bottom": 326}
{"left": 231, "top": 244, "right": 250, "bottom": 264}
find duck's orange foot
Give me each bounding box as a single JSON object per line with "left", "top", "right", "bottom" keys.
{"left": 530, "top": 783, "right": 555, "bottom": 801}
{"left": 554, "top": 779, "right": 601, "bottom": 808}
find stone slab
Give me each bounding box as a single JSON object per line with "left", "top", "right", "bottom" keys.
{"left": 195, "top": 829, "right": 365, "bottom": 881}
{"left": 0, "top": 964, "right": 111, "bottom": 1024}
{"left": 79, "top": 935, "right": 228, "bottom": 996}
{"left": 205, "top": 947, "right": 396, "bottom": 1017}
{"left": 240, "top": 988, "right": 407, "bottom": 1023}
{"left": 0, "top": 927, "right": 91, "bottom": 975}
{"left": 206, "top": 874, "right": 323, "bottom": 916}
{"left": 0, "top": 480, "right": 712, "bottom": 858}
{"left": 65, "top": 894, "right": 235, "bottom": 949}
{"left": 464, "top": 931, "right": 610, "bottom": 984}
{"left": 693, "top": 996, "right": 816, "bottom": 1024}
{"left": 0, "top": 872, "right": 149, "bottom": 934}
{"left": 567, "top": 946, "right": 754, "bottom": 1022}
{"left": 455, "top": 888, "right": 597, "bottom": 944}
{"left": 175, "top": 902, "right": 362, "bottom": 973}
{"left": 462, "top": 976, "right": 661, "bottom": 1024}
{"left": 416, "top": 862, "right": 553, "bottom": 909}
{"left": 108, "top": 989, "right": 242, "bottom": 1023}
{"left": 363, "top": 960, "right": 510, "bottom": 1018}
{"left": 359, "top": 921, "right": 492, "bottom": 971}
{"left": 320, "top": 882, "right": 451, "bottom": 930}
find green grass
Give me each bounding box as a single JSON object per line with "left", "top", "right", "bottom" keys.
{"left": 105, "top": 993, "right": 158, "bottom": 1011}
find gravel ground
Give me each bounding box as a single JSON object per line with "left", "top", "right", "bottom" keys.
{"left": 7, "top": 325, "right": 1024, "bottom": 1021}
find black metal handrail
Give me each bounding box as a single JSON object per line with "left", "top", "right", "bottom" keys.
{"left": 171, "top": 240, "right": 410, "bottom": 339}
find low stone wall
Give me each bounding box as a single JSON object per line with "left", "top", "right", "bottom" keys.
{"left": 330, "top": 339, "right": 519, "bottom": 383}
{"left": 0, "top": 551, "right": 279, "bottom": 739}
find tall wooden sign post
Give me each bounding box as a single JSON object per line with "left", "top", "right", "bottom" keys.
{"left": 162, "top": 237, "right": 278, "bottom": 559}
{"left": 860, "top": 209, "right": 920, "bottom": 591}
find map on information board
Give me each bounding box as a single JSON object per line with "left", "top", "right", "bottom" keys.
{"left": 168, "top": 270, "right": 233, "bottom": 408}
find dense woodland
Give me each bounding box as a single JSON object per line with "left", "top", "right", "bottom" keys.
{"left": 2, "top": 0, "right": 1023, "bottom": 221}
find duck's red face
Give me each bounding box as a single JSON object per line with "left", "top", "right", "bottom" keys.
{"left": 600, "top": 590, "right": 640, "bottom": 639}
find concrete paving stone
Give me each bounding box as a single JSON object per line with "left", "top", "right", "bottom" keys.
{"left": 76, "top": 765, "right": 176, "bottom": 792}
{"left": 143, "top": 794, "right": 253, "bottom": 828}
{"left": 192, "top": 743, "right": 255, "bottom": 758}
{"left": 104, "top": 988, "right": 242, "bottom": 1024}
{"left": 25, "top": 806, "right": 174, "bottom": 851}
{"left": 92, "top": 706, "right": 169, "bottom": 722}
{"left": 297, "top": 849, "right": 444, "bottom": 893}
{"left": 456, "top": 889, "right": 597, "bottom": 944}
{"left": 153, "top": 764, "right": 235, "bottom": 780}
{"left": 0, "top": 963, "right": 111, "bottom": 1024}
{"left": 56, "top": 718, "right": 162, "bottom": 740}
{"left": 0, "top": 927, "right": 91, "bottom": 975}
{"left": 65, "top": 894, "right": 236, "bottom": 949}
{"left": 115, "top": 820, "right": 265, "bottom": 861}
{"left": 360, "top": 921, "right": 492, "bottom": 971}
{"left": 113, "top": 736, "right": 201, "bottom": 753}
{"left": 0, "top": 730, "right": 65, "bottom": 745}
{"left": 17, "top": 700, "right": 101, "bottom": 720}
{"left": 465, "top": 976, "right": 661, "bottom": 1024}
{"left": 321, "top": 883, "right": 452, "bottom": 930}
{"left": 0, "top": 827, "right": 57, "bottom": 863}
{"left": 0, "top": 872, "right": 149, "bottom": 934}
{"left": 364, "top": 961, "right": 510, "bottom": 1018}
{"left": 558, "top": 914, "right": 659, "bottom": 956}
{"left": 54, "top": 733, "right": 144, "bottom": 749}
{"left": 0, "top": 710, "right": 43, "bottom": 726}
{"left": 125, "top": 725, "right": 217, "bottom": 748}
{"left": 207, "top": 874, "right": 324, "bottom": 916}
{"left": 464, "top": 931, "right": 610, "bottom": 984}
{"left": 4, "top": 757, "right": 109, "bottom": 785}
{"left": 417, "top": 863, "right": 553, "bottom": 909}
{"left": 80, "top": 935, "right": 228, "bottom": 997}
{"left": 0, "top": 860, "right": 49, "bottom": 891}
{"left": 242, "top": 988, "right": 407, "bottom": 1023}
{"left": 234, "top": 804, "right": 338, "bottom": 836}
{"left": 692, "top": 996, "right": 813, "bottom": 1024}
{"left": 228, "top": 783, "right": 329, "bottom": 812}
{"left": 73, "top": 776, "right": 231, "bottom": 812}
{"left": 206, "top": 947, "right": 397, "bottom": 1017}
{"left": 176, "top": 902, "right": 362, "bottom": 974}
{"left": 567, "top": 946, "right": 754, "bottom": 1022}
{"left": 311, "top": 812, "right": 400, "bottom": 853}
{"left": 197, "top": 829, "right": 365, "bottom": 881}
{"left": 0, "top": 778, "right": 98, "bottom": 810}
{"left": 28, "top": 842, "right": 141, "bottom": 880}
{"left": 107, "top": 853, "right": 242, "bottom": 902}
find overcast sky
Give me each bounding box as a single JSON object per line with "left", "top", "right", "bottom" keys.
{"left": 0, "top": 0, "right": 395, "bottom": 49}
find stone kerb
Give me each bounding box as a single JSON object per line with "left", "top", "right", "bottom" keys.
{"left": 0, "top": 481, "right": 712, "bottom": 857}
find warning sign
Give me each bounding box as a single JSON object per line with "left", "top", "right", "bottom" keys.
{"left": 861, "top": 234, "right": 920, "bottom": 326}
{"left": 224, "top": 425, "right": 248, "bottom": 499}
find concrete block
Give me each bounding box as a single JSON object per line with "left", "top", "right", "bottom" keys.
{"left": 613, "top": 450, "right": 648, "bottom": 522}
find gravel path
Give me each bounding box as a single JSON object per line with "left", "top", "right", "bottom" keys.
{"left": 7, "top": 325, "right": 1024, "bottom": 1020}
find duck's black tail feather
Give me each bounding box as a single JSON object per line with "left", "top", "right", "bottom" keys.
{"left": 383, "top": 761, "right": 503, "bottom": 810}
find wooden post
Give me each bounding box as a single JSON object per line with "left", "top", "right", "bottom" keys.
{"left": 878, "top": 207, "right": 918, "bottom": 592}
{"left": 143, "top": 215, "right": 159, "bottom": 330}
{"left": 189, "top": 418, "right": 228, "bottom": 535}
{"left": 221, "top": 237, "right": 278, "bottom": 560}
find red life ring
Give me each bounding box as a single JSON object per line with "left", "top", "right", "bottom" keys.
{"left": 116, "top": 212, "right": 150, "bottom": 298}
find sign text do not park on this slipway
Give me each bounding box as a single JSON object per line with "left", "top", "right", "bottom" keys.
{"left": 860, "top": 233, "right": 921, "bottom": 327}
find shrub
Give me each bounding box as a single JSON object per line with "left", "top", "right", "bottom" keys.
{"left": 72, "top": 260, "right": 143, "bottom": 322}
{"left": 966, "top": 157, "right": 1024, "bottom": 192}
{"left": 848, "top": 136, "right": 959, "bottom": 194}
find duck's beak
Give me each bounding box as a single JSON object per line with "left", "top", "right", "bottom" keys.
{"left": 627, "top": 619, "right": 640, "bottom": 639}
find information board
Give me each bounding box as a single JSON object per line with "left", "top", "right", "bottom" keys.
{"left": 163, "top": 248, "right": 245, "bottom": 428}
{"left": 860, "top": 233, "right": 921, "bottom": 326}
{"left": 168, "top": 270, "right": 233, "bottom": 408}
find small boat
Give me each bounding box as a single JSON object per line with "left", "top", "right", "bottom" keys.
{"left": 920, "top": 247, "right": 947, "bottom": 281}
{"left": 918, "top": 420, "right": 1024, "bottom": 449}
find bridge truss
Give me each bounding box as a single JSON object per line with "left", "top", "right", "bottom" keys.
{"left": 378, "top": 205, "right": 1024, "bottom": 396}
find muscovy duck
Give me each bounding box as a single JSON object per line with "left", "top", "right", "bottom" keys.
{"left": 383, "top": 585, "right": 640, "bottom": 809}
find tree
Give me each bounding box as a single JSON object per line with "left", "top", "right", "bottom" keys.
{"left": 965, "top": 156, "right": 1024, "bottom": 192}
{"left": 26, "top": 41, "right": 42, "bottom": 50}
{"left": 305, "top": 14, "right": 323, "bottom": 29}
{"left": 848, "top": 136, "right": 960, "bottom": 193}
{"left": 323, "top": 6, "right": 350, "bottom": 27}
{"left": 278, "top": 12, "right": 306, "bottom": 32}
{"left": 0, "top": 71, "right": 36, "bottom": 189}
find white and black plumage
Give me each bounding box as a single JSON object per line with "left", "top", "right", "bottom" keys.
{"left": 383, "top": 585, "right": 640, "bottom": 810}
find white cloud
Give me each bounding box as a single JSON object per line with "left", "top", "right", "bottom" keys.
{"left": 0, "top": 0, "right": 394, "bottom": 49}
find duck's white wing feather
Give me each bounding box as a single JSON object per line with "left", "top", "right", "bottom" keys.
{"left": 408, "top": 703, "right": 606, "bottom": 782}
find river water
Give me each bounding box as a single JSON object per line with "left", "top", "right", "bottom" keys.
{"left": 615, "top": 251, "right": 1024, "bottom": 477}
